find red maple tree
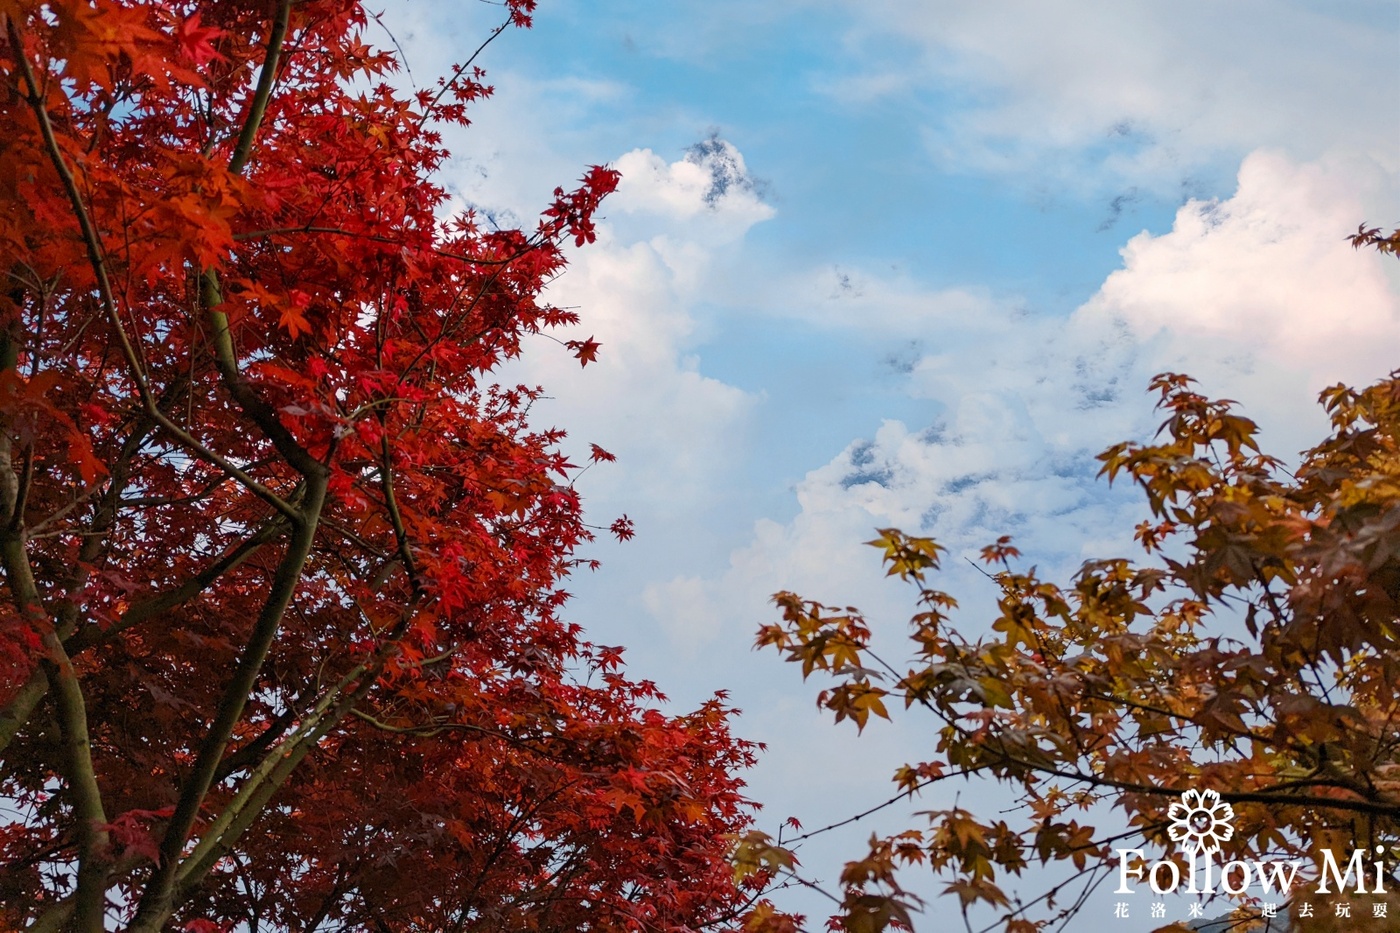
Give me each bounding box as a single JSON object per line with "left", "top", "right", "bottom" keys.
{"left": 0, "top": 2, "right": 777, "bottom": 930}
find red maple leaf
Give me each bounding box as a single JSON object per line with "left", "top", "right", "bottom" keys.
{"left": 175, "top": 12, "right": 223, "bottom": 68}
{"left": 610, "top": 515, "right": 636, "bottom": 542}
{"left": 566, "top": 336, "right": 602, "bottom": 366}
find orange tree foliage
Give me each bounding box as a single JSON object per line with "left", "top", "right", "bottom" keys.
{"left": 757, "top": 372, "right": 1400, "bottom": 932}
{"left": 1351, "top": 225, "right": 1400, "bottom": 260}
{"left": 0, "top": 2, "right": 777, "bottom": 931}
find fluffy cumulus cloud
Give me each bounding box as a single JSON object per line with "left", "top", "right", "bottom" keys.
{"left": 609, "top": 136, "right": 773, "bottom": 228}
{"left": 1081, "top": 150, "right": 1400, "bottom": 396}
{"left": 809, "top": 0, "right": 1397, "bottom": 187}
{"left": 510, "top": 139, "right": 772, "bottom": 513}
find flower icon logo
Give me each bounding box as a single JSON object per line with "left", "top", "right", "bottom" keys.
{"left": 1167, "top": 788, "right": 1235, "bottom": 854}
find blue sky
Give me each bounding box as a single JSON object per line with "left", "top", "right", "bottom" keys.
{"left": 384, "top": 1, "right": 1399, "bottom": 928}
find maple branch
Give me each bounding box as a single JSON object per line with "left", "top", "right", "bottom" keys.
{"left": 378, "top": 436, "right": 421, "bottom": 590}
{"left": 978, "top": 740, "right": 1400, "bottom": 818}
{"left": 970, "top": 827, "right": 1165, "bottom": 933}
{"left": 7, "top": 18, "right": 301, "bottom": 523}
{"left": 118, "top": 461, "right": 249, "bottom": 508}
{"left": 198, "top": 1, "right": 335, "bottom": 478}
{"left": 873, "top": 625, "right": 1399, "bottom": 812}
{"left": 1050, "top": 864, "right": 1115, "bottom": 933}
{"left": 65, "top": 509, "right": 290, "bottom": 653}
{"left": 185, "top": 3, "right": 361, "bottom": 488}
{"left": 858, "top": 639, "right": 1400, "bottom": 830}
{"left": 768, "top": 868, "right": 843, "bottom": 908}
{"left": 0, "top": 333, "right": 50, "bottom": 755}
{"left": 201, "top": 271, "right": 326, "bottom": 479}
{"left": 395, "top": 239, "right": 543, "bottom": 382}
{"left": 416, "top": 16, "right": 513, "bottom": 129}
{"left": 5, "top": 18, "right": 300, "bottom": 524}
{"left": 214, "top": 705, "right": 299, "bottom": 782}
{"left": 302, "top": 861, "right": 353, "bottom": 933}
{"left": 159, "top": 598, "right": 436, "bottom": 921}
{"left": 0, "top": 323, "right": 133, "bottom": 933}
{"left": 40, "top": 631, "right": 110, "bottom": 932}
{"left": 0, "top": 670, "right": 45, "bottom": 755}
{"left": 229, "top": 0, "right": 292, "bottom": 176}
{"left": 449, "top": 779, "right": 592, "bottom": 928}
{"left": 347, "top": 706, "right": 568, "bottom": 759}
{"left": 22, "top": 900, "right": 74, "bottom": 933}
{"left": 1, "top": 383, "right": 183, "bottom": 752}
{"left": 779, "top": 769, "right": 984, "bottom": 845}
{"left": 123, "top": 12, "right": 335, "bottom": 911}
{"left": 170, "top": 646, "right": 390, "bottom": 896}
{"left": 320, "top": 515, "right": 391, "bottom": 561}
{"left": 8, "top": 439, "right": 33, "bottom": 538}
{"left": 231, "top": 224, "right": 525, "bottom": 265}
{"left": 265, "top": 8, "right": 517, "bottom": 245}
{"left": 132, "top": 475, "right": 328, "bottom": 929}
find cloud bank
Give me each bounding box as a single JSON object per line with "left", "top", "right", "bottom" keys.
{"left": 652, "top": 148, "right": 1400, "bottom": 657}
{"left": 810, "top": 0, "right": 1398, "bottom": 188}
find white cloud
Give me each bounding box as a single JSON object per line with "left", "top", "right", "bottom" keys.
{"left": 809, "top": 0, "right": 1398, "bottom": 188}
{"left": 611, "top": 139, "right": 774, "bottom": 230}
{"left": 1081, "top": 149, "right": 1400, "bottom": 392}
{"left": 650, "top": 146, "right": 1400, "bottom": 668}
{"left": 503, "top": 141, "right": 774, "bottom": 525}
{"left": 761, "top": 266, "right": 1005, "bottom": 335}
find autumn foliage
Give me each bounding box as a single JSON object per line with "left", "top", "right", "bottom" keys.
{"left": 760, "top": 370, "right": 1400, "bottom": 932}
{"left": 0, "top": 1, "right": 771, "bottom": 930}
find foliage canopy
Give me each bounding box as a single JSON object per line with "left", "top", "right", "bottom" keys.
{"left": 0, "top": 2, "right": 770, "bottom": 930}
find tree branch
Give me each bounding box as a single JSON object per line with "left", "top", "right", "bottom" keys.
{"left": 171, "top": 647, "right": 389, "bottom": 897}
{"left": 227, "top": 0, "right": 292, "bottom": 176}
{"left": 65, "top": 505, "right": 292, "bottom": 654}
{"left": 40, "top": 632, "right": 110, "bottom": 932}
{"left": 8, "top": 380, "right": 192, "bottom": 766}
{"left": 130, "top": 473, "right": 327, "bottom": 928}
{"left": 5, "top": 18, "right": 300, "bottom": 522}
{"left": 201, "top": 0, "right": 328, "bottom": 480}
{"left": 0, "top": 332, "right": 49, "bottom": 755}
